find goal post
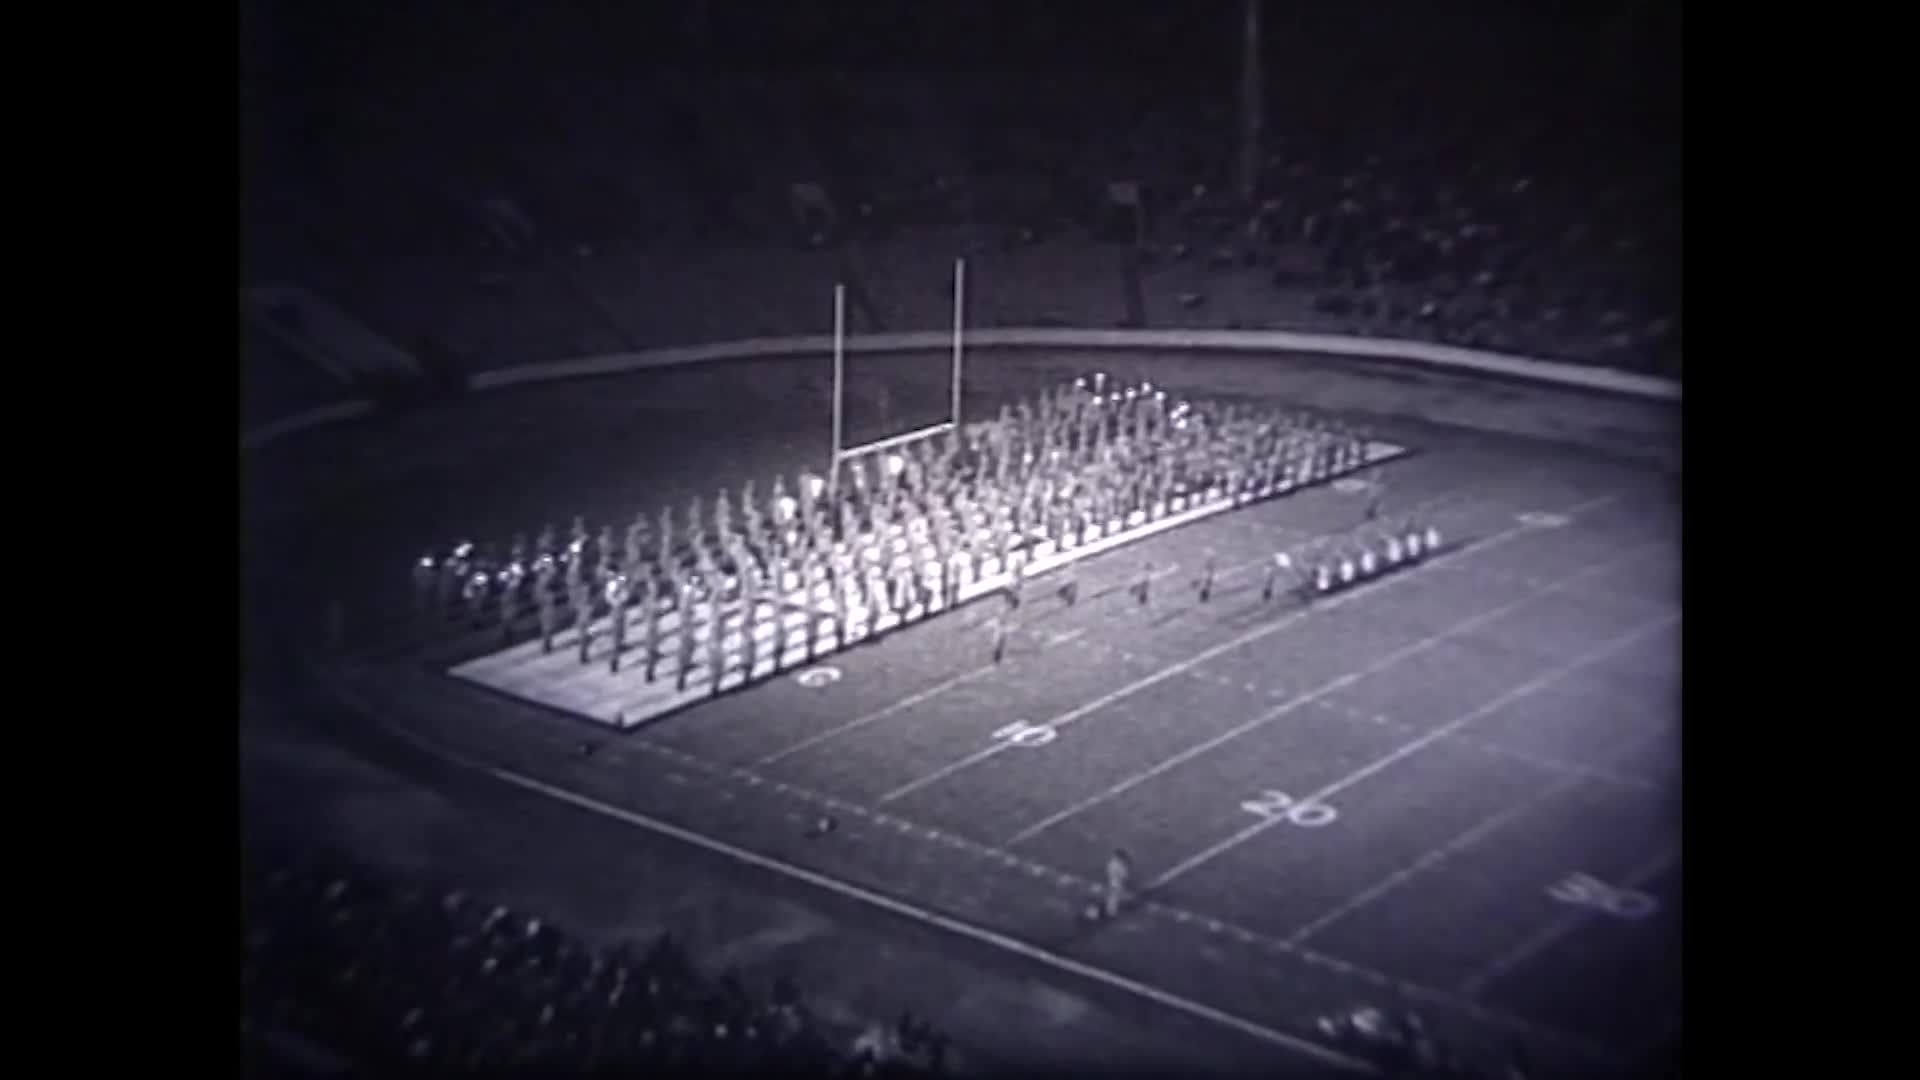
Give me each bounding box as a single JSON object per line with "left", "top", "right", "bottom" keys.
{"left": 828, "top": 257, "right": 968, "bottom": 497}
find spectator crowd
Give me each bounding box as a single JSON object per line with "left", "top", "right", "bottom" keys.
{"left": 245, "top": 3, "right": 1678, "bottom": 425}
{"left": 242, "top": 838, "right": 952, "bottom": 1077}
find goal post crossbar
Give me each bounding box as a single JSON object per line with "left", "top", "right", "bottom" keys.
{"left": 836, "top": 420, "right": 956, "bottom": 462}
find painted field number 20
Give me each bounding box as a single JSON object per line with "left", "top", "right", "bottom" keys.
{"left": 993, "top": 720, "right": 1057, "bottom": 748}
{"left": 1239, "top": 789, "right": 1338, "bottom": 828}
{"left": 1548, "top": 872, "right": 1657, "bottom": 920}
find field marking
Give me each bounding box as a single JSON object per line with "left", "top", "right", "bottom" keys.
{"left": 1459, "top": 846, "right": 1680, "bottom": 998}
{"left": 1285, "top": 771, "right": 1587, "bottom": 946}
{"left": 350, "top": 723, "right": 1375, "bottom": 1073}
{"left": 751, "top": 628, "right": 1089, "bottom": 768}
{"left": 1146, "top": 612, "right": 1680, "bottom": 893}
{"left": 1303, "top": 697, "right": 1670, "bottom": 795}
{"left": 337, "top": 666, "right": 1616, "bottom": 1069}
{"left": 794, "top": 666, "right": 843, "bottom": 689}
{"left": 1422, "top": 555, "right": 1673, "bottom": 609}
{"left": 878, "top": 491, "right": 1624, "bottom": 805}
{"left": 999, "top": 526, "right": 1648, "bottom": 847}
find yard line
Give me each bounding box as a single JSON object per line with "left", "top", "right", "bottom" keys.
{"left": 1459, "top": 845, "right": 1681, "bottom": 998}
{"left": 1304, "top": 698, "right": 1670, "bottom": 795}
{"left": 1002, "top": 535, "right": 1657, "bottom": 847}
{"left": 1286, "top": 771, "right": 1587, "bottom": 946}
{"left": 342, "top": 704, "right": 1377, "bottom": 1074}
{"left": 751, "top": 628, "right": 1088, "bottom": 767}
{"left": 878, "top": 491, "right": 1622, "bottom": 806}
{"left": 1440, "top": 735, "right": 1667, "bottom": 795}
{"left": 1146, "top": 612, "right": 1680, "bottom": 893}
{"left": 337, "top": 665, "right": 1617, "bottom": 1071}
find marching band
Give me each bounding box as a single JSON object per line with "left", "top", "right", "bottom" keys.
{"left": 407, "top": 374, "right": 1415, "bottom": 690}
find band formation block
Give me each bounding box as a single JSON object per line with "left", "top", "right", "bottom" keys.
{"left": 416, "top": 373, "right": 1407, "bottom": 728}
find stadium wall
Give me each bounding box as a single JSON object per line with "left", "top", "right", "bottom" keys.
{"left": 241, "top": 329, "right": 1680, "bottom": 453}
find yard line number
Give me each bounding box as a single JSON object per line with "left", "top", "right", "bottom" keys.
{"left": 795, "top": 666, "right": 843, "bottom": 689}
{"left": 993, "top": 720, "right": 1058, "bottom": 748}
{"left": 1548, "top": 872, "right": 1657, "bottom": 920}
{"left": 1239, "top": 789, "right": 1339, "bottom": 828}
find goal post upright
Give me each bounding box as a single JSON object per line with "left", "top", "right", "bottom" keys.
{"left": 951, "top": 257, "right": 966, "bottom": 430}
{"left": 828, "top": 257, "right": 968, "bottom": 497}
{"left": 830, "top": 282, "right": 846, "bottom": 499}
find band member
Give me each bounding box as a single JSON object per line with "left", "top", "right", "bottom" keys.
{"left": 826, "top": 561, "right": 847, "bottom": 649}
{"left": 1198, "top": 554, "right": 1217, "bottom": 604}
{"left": 571, "top": 581, "right": 595, "bottom": 664}
{"left": 740, "top": 595, "right": 760, "bottom": 678}
{"left": 1135, "top": 560, "right": 1154, "bottom": 607}
{"left": 1103, "top": 848, "right": 1133, "bottom": 918}
{"left": 805, "top": 564, "right": 825, "bottom": 656}
{"left": 439, "top": 541, "right": 472, "bottom": 611}
{"left": 497, "top": 558, "right": 525, "bottom": 638}
{"left": 713, "top": 489, "right": 734, "bottom": 546}
{"left": 462, "top": 569, "right": 489, "bottom": 626}
{"left": 1263, "top": 552, "right": 1292, "bottom": 603}
{"left": 412, "top": 553, "right": 436, "bottom": 613}
{"left": 707, "top": 594, "right": 727, "bottom": 694}
{"left": 623, "top": 519, "right": 647, "bottom": 575}
{"left": 642, "top": 577, "right": 662, "bottom": 680}
{"left": 537, "top": 590, "right": 558, "bottom": 655}
{"left": 605, "top": 573, "right": 629, "bottom": 673}
{"left": 675, "top": 606, "right": 697, "bottom": 690}
{"left": 595, "top": 525, "right": 616, "bottom": 572}
{"left": 563, "top": 536, "right": 586, "bottom": 593}
{"left": 770, "top": 590, "right": 792, "bottom": 670}
{"left": 684, "top": 497, "right": 705, "bottom": 550}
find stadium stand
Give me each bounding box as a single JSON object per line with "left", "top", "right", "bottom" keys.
{"left": 241, "top": 6, "right": 1676, "bottom": 422}
{"left": 241, "top": 316, "right": 360, "bottom": 431}
{"left": 243, "top": 833, "right": 953, "bottom": 1077}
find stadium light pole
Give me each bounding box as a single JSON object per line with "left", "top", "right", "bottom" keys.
{"left": 1238, "top": 0, "right": 1264, "bottom": 205}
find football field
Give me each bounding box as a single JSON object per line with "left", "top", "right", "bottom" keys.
{"left": 260, "top": 350, "right": 1680, "bottom": 1076}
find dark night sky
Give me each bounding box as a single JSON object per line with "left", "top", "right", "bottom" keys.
{"left": 241, "top": 1, "right": 1677, "bottom": 259}
{"left": 243, "top": 1, "right": 1675, "bottom": 123}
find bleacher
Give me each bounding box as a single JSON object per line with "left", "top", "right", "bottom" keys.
{"left": 243, "top": 834, "right": 952, "bottom": 1077}
{"left": 241, "top": 316, "right": 356, "bottom": 434}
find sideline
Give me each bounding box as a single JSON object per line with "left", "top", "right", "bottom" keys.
{"left": 242, "top": 326, "right": 1679, "bottom": 452}
{"left": 324, "top": 673, "right": 1376, "bottom": 1075}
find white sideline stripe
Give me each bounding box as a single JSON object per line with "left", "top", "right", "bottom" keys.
{"left": 244, "top": 328, "right": 1677, "bottom": 454}
{"left": 752, "top": 627, "right": 1089, "bottom": 768}
{"left": 882, "top": 490, "right": 1622, "bottom": 806}
{"left": 338, "top": 669, "right": 1615, "bottom": 1069}
{"left": 338, "top": 697, "right": 1377, "bottom": 1076}
{"left": 469, "top": 329, "right": 1681, "bottom": 402}
{"left": 1147, "top": 613, "right": 1680, "bottom": 893}
{"left": 1459, "top": 846, "right": 1681, "bottom": 997}
{"left": 1003, "top": 530, "right": 1655, "bottom": 848}
{"left": 1286, "top": 771, "right": 1588, "bottom": 946}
